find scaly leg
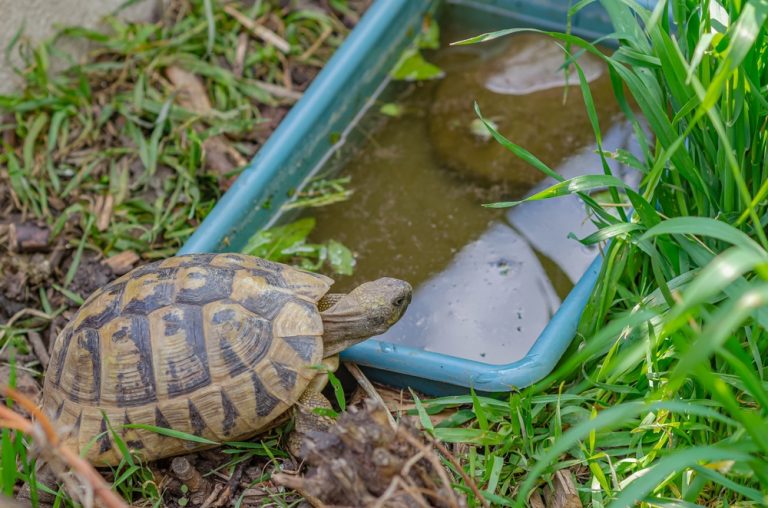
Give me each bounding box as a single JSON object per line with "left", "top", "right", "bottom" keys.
{"left": 287, "top": 355, "right": 339, "bottom": 457}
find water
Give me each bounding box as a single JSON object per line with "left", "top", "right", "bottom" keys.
{"left": 289, "top": 5, "right": 638, "bottom": 364}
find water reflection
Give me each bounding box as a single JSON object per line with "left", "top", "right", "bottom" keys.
{"left": 300, "top": 29, "right": 638, "bottom": 364}
{"left": 377, "top": 119, "right": 638, "bottom": 364}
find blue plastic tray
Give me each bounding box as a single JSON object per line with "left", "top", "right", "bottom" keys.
{"left": 180, "top": 0, "right": 619, "bottom": 395}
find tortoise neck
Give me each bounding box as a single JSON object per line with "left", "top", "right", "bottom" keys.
{"left": 320, "top": 293, "right": 376, "bottom": 356}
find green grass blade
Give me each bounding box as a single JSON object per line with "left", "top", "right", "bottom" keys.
{"left": 122, "top": 424, "right": 220, "bottom": 445}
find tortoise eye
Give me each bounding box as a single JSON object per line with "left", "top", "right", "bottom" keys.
{"left": 394, "top": 297, "right": 406, "bottom": 307}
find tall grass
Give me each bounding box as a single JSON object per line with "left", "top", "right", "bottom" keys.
{"left": 423, "top": 0, "right": 768, "bottom": 505}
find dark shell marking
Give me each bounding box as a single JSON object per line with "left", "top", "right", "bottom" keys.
{"left": 42, "top": 253, "right": 330, "bottom": 464}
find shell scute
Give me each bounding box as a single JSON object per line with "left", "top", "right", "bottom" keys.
{"left": 272, "top": 300, "right": 323, "bottom": 337}
{"left": 175, "top": 265, "right": 235, "bottom": 305}
{"left": 49, "top": 326, "right": 73, "bottom": 386}
{"left": 99, "top": 314, "right": 157, "bottom": 406}
{"left": 219, "top": 390, "right": 240, "bottom": 436}
{"left": 281, "top": 335, "right": 318, "bottom": 362}
{"left": 211, "top": 253, "right": 286, "bottom": 273}
{"left": 73, "top": 282, "right": 125, "bottom": 332}
{"left": 59, "top": 328, "right": 101, "bottom": 403}
{"left": 122, "top": 273, "right": 175, "bottom": 315}
{"left": 250, "top": 371, "right": 281, "bottom": 418}
{"left": 271, "top": 361, "right": 298, "bottom": 391}
{"left": 237, "top": 288, "right": 293, "bottom": 320}
{"left": 202, "top": 301, "right": 272, "bottom": 382}
{"left": 148, "top": 305, "right": 210, "bottom": 399}
{"left": 280, "top": 267, "right": 334, "bottom": 302}
{"left": 211, "top": 252, "right": 333, "bottom": 300}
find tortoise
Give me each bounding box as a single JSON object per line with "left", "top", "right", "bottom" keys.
{"left": 41, "top": 253, "right": 412, "bottom": 465}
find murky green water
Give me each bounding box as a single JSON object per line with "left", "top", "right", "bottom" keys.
{"left": 289, "top": 4, "right": 638, "bottom": 364}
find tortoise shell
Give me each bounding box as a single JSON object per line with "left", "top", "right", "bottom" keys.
{"left": 42, "top": 253, "right": 333, "bottom": 465}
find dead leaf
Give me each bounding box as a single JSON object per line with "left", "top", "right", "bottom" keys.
{"left": 544, "top": 470, "right": 582, "bottom": 508}
{"left": 233, "top": 32, "right": 249, "bottom": 78}
{"left": 93, "top": 194, "right": 114, "bottom": 232}
{"left": 203, "top": 136, "right": 248, "bottom": 190}
{"left": 165, "top": 66, "right": 212, "bottom": 115}
{"left": 102, "top": 250, "right": 140, "bottom": 275}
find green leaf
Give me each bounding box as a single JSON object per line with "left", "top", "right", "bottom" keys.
{"left": 52, "top": 284, "right": 84, "bottom": 306}
{"left": 312, "top": 407, "right": 339, "bottom": 419}
{"left": 379, "top": 103, "right": 403, "bottom": 117}
{"left": 433, "top": 428, "right": 504, "bottom": 445}
{"left": 327, "top": 240, "right": 355, "bottom": 275}
{"left": 327, "top": 369, "right": 346, "bottom": 411}
{"left": 485, "top": 174, "right": 632, "bottom": 208}
{"left": 390, "top": 48, "right": 444, "bottom": 81}
{"left": 410, "top": 390, "right": 434, "bottom": 433}
{"left": 203, "top": 0, "right": 216, "bottom": 57}
{"left": 418, "top": 17, "right": 440, "bottom": 50}
{"left": 614, "top": 446, "right": 757, "bottom": 507}
{"left": 122, "top": 424, "right": 220, "bottom": 445}
{"left": 641, "top": 217, "right": 764, "bottom": 254}
{"left": 699, "top": 0, "right": 768, "bottom": 115}
{"left": 242, "top": 218, "right": 316, "bottom": 261}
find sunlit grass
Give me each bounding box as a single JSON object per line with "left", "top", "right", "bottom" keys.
{"left": 0, "top": 0, "right": 353, "bottom": 262}
{"left": 431, "top": 0, "right": 768, "bottom": 505}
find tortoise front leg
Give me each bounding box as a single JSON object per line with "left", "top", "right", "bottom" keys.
{"left": 287, "top": 355, "right": 339, "bottom": 457}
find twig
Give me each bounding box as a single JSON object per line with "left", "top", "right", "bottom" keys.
{"left": 199, "top": 483, "right": 224, "bottom": 508}
{"left": 412, "top": 485, "right": 462, "bottom": 507}
{"left": 251, "top": 80, "right": 303, "bottom": 102}
{"left": 0, "top": 386, "right": 129, "bottom": 508}
{"left": 397, "top": 429, "right": 461, "bottom": 508}
{"left": 212, "top": 461, "right": 246, "bottom": 507}
{"left": 371, "top": 475, "right": 403, "bottom": 508}
{"left": 0, "top": 350, "right": 36, "bottom": 363}
{"left": 344, "top": 362, "right": 396, "bottom": 429}
{"left": 8, "top": 223, "right": 50, "bottom": 252}
{"left": 172, "top": 457, "right": 206, "bottom": 492}
{"left": 299, "top": 26, "right": 332, "bottom": 61}
{"left": 223, "top": 5, "right": 291, "bottom": 53}
{"left": 431, "top": 437, "right": 489, "bottom": 508}
{"left": 400, "top": 450, "right": 426, "bottom": 477}
{"left": 0, "top": 308, "right": 52, "bottom": 342}
{"left": 27, "top": 331, "right": 49, "bottom": 369}
{"left": 400, "top": 482, "right": 433, "bottom": 508}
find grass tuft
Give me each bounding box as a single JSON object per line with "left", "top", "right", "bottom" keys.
{"left": 435, "top": 0, "right": 768, "bottom": 505}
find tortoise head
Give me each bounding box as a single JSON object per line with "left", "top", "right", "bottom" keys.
{"left": 319, "top": 277, "right": 412, "bottom": 356}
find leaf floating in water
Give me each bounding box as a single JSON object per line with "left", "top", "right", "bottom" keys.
{"left": 327, "top": 240, "right": 355, "bottom": 276}
{"left": 242, "top": 218, "right": 355, "bottom": 276}
{"left": 242, "top": 218, "right": 317, "bottom": 262}
{"left": 391, "top": 48, "right": 444, "bottom": 81}
{"left": 379, "top": 102, "right": 403, "bottom": 117}
{"left": 469, "top": 118, "right": 496, "bottom": 142}
{"left": 418, "top": 16, "right": 440, "bottom": 50}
